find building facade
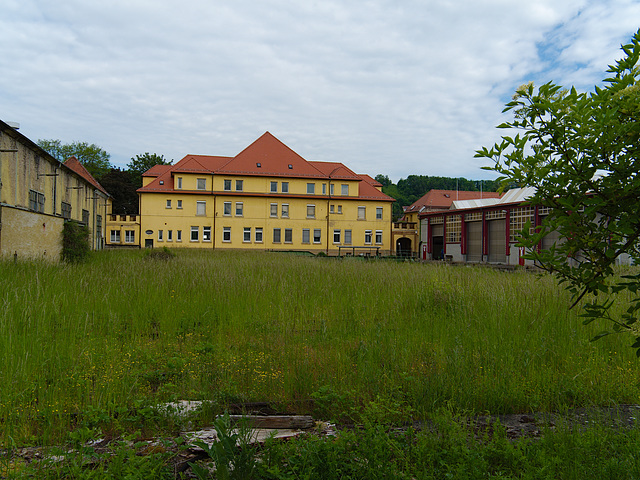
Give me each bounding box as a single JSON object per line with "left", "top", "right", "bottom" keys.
{"left": 138, "top": 132, "right": 394, "bottom": 254}
{"left": 393, "top": 189, "right": 502, "bottom": 258}
{"left": 0, "top": 119, "right": 111, "bottom": 261}
{"left": 105, "top": 214, "right": 141, "bottom": 248}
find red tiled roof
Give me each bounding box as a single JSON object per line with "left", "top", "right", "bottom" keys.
{"left": 137, "top": 132, "right": 393, "bottom": 201}
{"left": 63, "top": 156, "right": 109, "bottom": 196}
{"left": 142, "top": 164, "right": 173, "bottom": 177}
{"left": 358, "top": 174, "right": 383, "bottom": 188}
{"left": 405, "top": 189, "right": 501, "bottom": 212}
{"left": 357, "top": 174, "right": 395, "bottom": 201}
{"left": 217, "top": 132, "right": 327, "bottom": 178}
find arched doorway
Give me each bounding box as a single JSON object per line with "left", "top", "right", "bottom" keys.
{"left": 396, "top": 237, "right": 412, "bottom": 257}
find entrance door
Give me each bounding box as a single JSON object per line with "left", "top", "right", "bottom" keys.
{"left": 396, "top": 238, "right": 412, "bottom": 257}
{"left": 488, "top": 219, "right": 506, "bottom": 263}
{"left": 431, "top": 224, "right": 444, "bottom": 260}
{"left": 466, "top": 221, "right": 482, "bottom": 262}
{"left": 145, "top": 239, "right": 154, "bottom": 248}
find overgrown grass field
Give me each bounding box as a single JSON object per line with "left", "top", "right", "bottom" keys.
{"left": 2, "top": 250, "right": 640, "bottom": 478}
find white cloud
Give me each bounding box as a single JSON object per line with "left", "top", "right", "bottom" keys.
{"left": 0, "top": 0, "right": 637, "bottom": 181}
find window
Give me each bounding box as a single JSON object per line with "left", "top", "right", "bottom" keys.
{"left": 281, "top": 182, "right": 289, "bottom": 193}
{"left": 307, "top": 204, "right": 315, "bottom": 218}
{"left": 255, "top": 227, "right": 263, "bottom": 243}
{"left": 365, "top": 230, "right": 372, "bottom": 244}
{"left": 29, "top": 190, "right": 45, "bottom": 213}
{"left": 284, "top": 228, "right": 292, "bottom": 243}
{"left": 224, "top": 179, "right": 232, "bottom": 191}
{"left": 177, "top": 230, "right": 182, "bottom": 242}
{"left": 203, "top": 226, "right": 211, "bottom": 242}
{"left": 270, "top": 203, "right": 278, "bottom": 217}
{"left": 177, "top": 200, "right": 183, "bottom": 209}
{"left": 273, "top": 228, "right": 281, "bottom": 243}
{"left": 376, "top": 207, "right": 383, "bottom": 220}
{"left": 167, "top": 230, "right": 173, "bottom": 242}
{"left": 270, "top": 181, "right": 277, "bottom": 193}
{"left": 196, "top": 201, "right": 206, "bottom": 216}
{"left": 358, "top": 206, "right": 366, "bottom": 220}
{"left": 302, "top": 229, "right": 310, "bottom": 243}
{"left": 330, "top": 184, "right": 335, "bottom": 195}
{"left": 341, "top": 184, "right": 349, "bottom": 195}
{"left": 307, "top": 183, "right": 315, "bottom": 194}
{"left": 509, "top": 206, "right": 536, "bottom": 242}
{"left": 82, "top": 209, "right": 90, "bottom": 226}
{"left": 110, "top": 230, "right": 121, "bottom": 243}
{"left": 158, "top": 230, "right": 163, "bottom": 241}
{"left": 235, "top": 202, "right": 243, "bottom": 216}
{"left": 61, "top": 202, "right": 72, "bottom": 219}
{"left": 322, "top": 183, "right": 327, "bottom": 195}
{"left": 446, "top": 215, "right": 462, "bottom": 243}
{"left": 125, "top": 230, "right": 135, "bottom": 243}
{"left": 281, "top": 204, "right": 289, "bottom": 218}
{"left": 191, "top": 226, "right": 199, "bottom": 241}
{"left": 223, "top": 202, "right": 232, "bottom": 216}
{"left": 333, "top": 229, "right": 341, "bottom": 243}
{"left": 166, "top": 199, "right": 172, "bottom": 208}
{"left": 330, "top": 205, "right": 335, "bottom": 213}
{"left": 375, "top": 230, "right": 383, "bottom": 244}
{"left": 235, "top": 180, "right": 243, "bottom": 191}
{"left": 197, "top": 178, "right": 206, "bottom": 190}
{"left": 344, "top": 229, "right": 352, "bottom": 245}
{"left": 243, "top": 227, "right": 251, "bottom": 242}
{"left": 177, "top": 177, "right": 182, "bottom": 189}
{"left": 337, "top": 205, "right": 342, "bottom": 214}
{"left": 313, "top": 229, "right": 321, "bottom": 243}
{"left": 223, "top": 227, "right": 231, "bottom": 242}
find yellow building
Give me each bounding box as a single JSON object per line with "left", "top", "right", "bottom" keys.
{"left": 0, "top": 119, "right": 111, "bottom": 261}
{"left": 138, "top": 132, "right": 394, "bottom": 254}
{"left": 105, "top": 214, "right": 141, "bottom": 248}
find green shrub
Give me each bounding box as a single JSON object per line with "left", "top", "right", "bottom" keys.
{"left": 61, "top": 221, "right": 90, "bottom": 263}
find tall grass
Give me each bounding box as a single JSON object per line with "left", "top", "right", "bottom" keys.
{"left": 1, "top": 250, "right": 639, "bottom": 445}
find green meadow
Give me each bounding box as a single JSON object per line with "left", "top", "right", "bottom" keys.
{"left": 2, "top": 250, "right": 640, "bottom": 477}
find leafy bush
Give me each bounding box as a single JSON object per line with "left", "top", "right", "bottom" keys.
{"left": 61, "top": 221, "right": 90, "bottom": 263}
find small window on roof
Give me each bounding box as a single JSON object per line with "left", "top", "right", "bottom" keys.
{"left": 256, "top": 163, "right": 261, "bottom": 167}
{"left": 159, "top": 180, "right": 164, "bottom": 185}
{"left": 288, "top": 164, "right": 293, "bottom": 169}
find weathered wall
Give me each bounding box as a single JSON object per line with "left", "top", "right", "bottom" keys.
{"left": 0, "top": 206, "right": 63, "bottom": 261}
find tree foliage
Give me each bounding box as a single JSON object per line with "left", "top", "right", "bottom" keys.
{"left": 476, "top": 30, "right": 640, "bottom": 353}
{"left": 127, "top": 152, "right": 171, "bottom": 188}
{"left": 37, "top": 139, "right": 112, "bottom": 179}
{"left": 99, "top": 168, "right": 139, "bottom": 215}
{"left": 62, "top": 221, "right": 90, "bottom": 263}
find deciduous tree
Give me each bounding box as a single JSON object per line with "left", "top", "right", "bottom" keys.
{"left": 37, "top": 139, "right": 112, "bottom": 179}
{"left": 476, "top": 30, "right": 640, "bottom": 352}
{"left": 127, "top": 152, "right": 171, "bottom": 188}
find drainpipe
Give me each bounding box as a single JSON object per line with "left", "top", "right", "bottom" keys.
{"left": 211, "top": 173, "right": 215, "bottom": 250}
{"left": 326, "top": 180, "right": 332, "bottom": 255}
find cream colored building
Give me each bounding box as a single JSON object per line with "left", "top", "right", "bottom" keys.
{"left": 0, "top": 119, "right": 111, "bottom": 261}
{"left": 138, "top": 132, "right": 394, "bottom": 254}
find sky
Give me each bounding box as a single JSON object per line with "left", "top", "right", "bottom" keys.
{"left": 1, "top": 1, "right": 639, "bottom": 182}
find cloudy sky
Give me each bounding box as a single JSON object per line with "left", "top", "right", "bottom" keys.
{"left": 1, "top": 1, "right": 638, "bottom": 182}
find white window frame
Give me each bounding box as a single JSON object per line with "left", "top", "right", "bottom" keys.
{"left": 270, "top": 181, "right": 278, "bottom": 193}
{"left": 376, "top": 207, "right": 383, "bottom": 220}
{"left": 341, "top": 184, "right": 349, "bottom": 195}
{"left": 196, "top": 201, "right": 206, "bottom": 216}
{"left": 235, "top": 179, "right": 243, "bottom": 191}
{"left": 110, "top": 230, "right": 120, "bottom": 243}
{"left": 358, "top": 206, "right": 366, "bottom": 220}
{"left": 255, "top": 227, "right": 263, "bottom": 243}
{"left": 125, "top": 230, "right": 134, "bottom": 243}
{"left": 243, "top": 227, "right": 251, "bottom": 242}
{"left": 345, "top": 229, "right": 352, "bottom": 245}
{"left": 203, "top": 226, "right": 211, "bottom": 242}
{"left": 190, "top": 226, "right": 199, "bottom": 242}
{"left": 167, "top": 230, "right": 173, "bottom": 242}
{"left": 281, "top": 182, "right": 289, "bottom": 193}
{"left": 223, "top": 226, "right": 231, "bottom": 242}
{"left": 223, "top": 202, "right": 232, "bottom": 216}
{"left": 177, "top": 177, "right": 182, "bottom": 189}
{"left": 302, "top": 228, "right": 310, "bottom": 244}
{"left": 177, "top": 230, "right": 182, "bottom": 242}
{"left": 306, "top": 204, "right": 315, "bottom": 218}
{"left": 177, "top": 199, "right": 183, "bottom": 209}
{"left": 307, "top": 183, "right": 315, "bottom": 194}
{"left": 281, "top": 204, "right": 289, "bottom": 218}
{"left": 158, "top": 230, "right": 164, "bottom": 242}
{"left": 235, "top": 202, "right": 243, "bottom": 216}
{"left": 365, "top": 230, "right": 372, "bottom": 245}
{"left": 166, "top": 199, "right": 172, "bottom": 208}
{"left": 375, "top": 230, "right": 383, "bottom": 244}
{"left": 333, "top": 229, "right": 341, "bottom": 244}
{"left": 313, "top": 229, "right": 321, "bottom": 244}
{"left": 197, "top": 178, "right": 206, "bottom": 190}
{"left": 284, "top": 228, "right": 293, "bottom": 243}
{"left": 270, "top": 203, "right": 278, "bottom": 217}
{"left": 273, "top": 228, "right": 281, "bottom": 243}
{"left": 224, "top": 179, "right": 232, "bottom": 191}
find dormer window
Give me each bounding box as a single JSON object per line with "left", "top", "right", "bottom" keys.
{"left": 288, "top": 164, "right": 293, "bottom": 169}
{"left": 159, "top": 180, "right": 164, "bottom": 185}
{"left": 256, "top": 163, "right": 261, "bottom": 168}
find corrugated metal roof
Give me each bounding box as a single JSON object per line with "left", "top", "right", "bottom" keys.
{"left": 497, "top": 187, "right": 537, "bottom": 204}
{"left": 451, "top": 198, "right": 500, "bottom": 209}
